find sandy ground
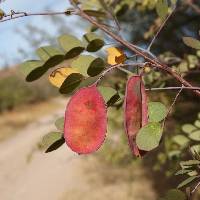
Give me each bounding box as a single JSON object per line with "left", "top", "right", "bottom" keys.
{"left": 0, "top": 99, "right": 156, "bottom": 200}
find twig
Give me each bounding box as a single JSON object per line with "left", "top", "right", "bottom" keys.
{"left": 191, "top": 180, "right": 200, "bottom": 194}
{"left": 163, "top": 85, "right": 184, "bottom": 127}
{"left": 77, "top": 9, "right": 200, "bottom": 96}
{"left": 1, "top": 3, "right": 200, "bottom": 96}
{"left": 146, "top": 86, "right": 200, "bottom": 91}
{"left": 0, "top": 10, "right": 75, "bottom": 23}
{"left": 147, "top": 6, "right": 176, "bottom": 51}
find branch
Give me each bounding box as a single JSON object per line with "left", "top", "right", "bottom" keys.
{"left": 77, "top": 9, "right": 200, "bottom": 96}
{"left": 146, "top": 86, "right": 200, "bottom": 91}
{"left": 0, "top": 9, "right": 76, "bottom": 23}
{"left": 147, "top": 6, "right": 176, "bottom": 51}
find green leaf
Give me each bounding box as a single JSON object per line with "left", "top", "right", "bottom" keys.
{"left": 148, "top": 102, "right": 167, "bottom": 122}
{"left": 59, "top": 73, "right": 84, "bottom": 94}
{"left": 71, "top": 55, "right": 105, "bottom": 77}
{"left": 36, "top": 46, "right": 64, "bottom": 69}
{"left": 191, "top": 145, "right": 200, "bottom": 154}
{"left": 97, "top": 86, "right": 117, "bottom": 103}
{"left": 58, "top": 34, "right": 85, "bottom": 59}
{"left": 40, "top": 131, "right": 64, "bottom": 153}
{"left": 177, "top": 176, "right": 199, "bottom": 189}
{"left": 78, "top": 76, "right": 99, "bottom": 88}
{"left": 20, "top": 60, "right": 46, "bottom": 82}
{"left": 194, "top": 120, "right": 200, "bottom": 128}
{"left": 183, "top": 37, "right": 200, "bottom": 50}
{"left": 175, "top": 169, "right": 193, "bottom": 176}
{"left": 188, "top": 130, "right": 200, "bottom": 141}
{"left": 165, "top": 189, "right": 186, "bottom": 200}
{"left": 182, "top": 124, "right": 197, "bottom": 134}
{"left": 107, "top": 94, "right": 121, "bottom": 107}
{"left": 55, "top": 117, "right": 64, "bottom": 131}
{"left": 187, "top": 170, "right": 198, "bottom": 177}
{"left": 156, "top": 0, "right": 168, "bottom": 20}
{"left": 172, "top": 135, "right": 189, "bottom": 147}
{"left": 83, "top": 32, "right": 105, "bottom": 52}
{"left": 180, "top": 160, "right": 200, "bottom": 167}
{"left": 36, "top": 46, "right": 64, "bottom": 61}
{"left": 136, "top": 122, "right": 163, "bottom": 151}
{"left": 45, "top": 138, "right": 65, "bottom": 153}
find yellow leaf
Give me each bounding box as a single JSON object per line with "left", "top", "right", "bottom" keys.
{"left": 49, "top": 67, "right": 78, "bottom": 88}
{"left": 106, "top": 47, "right": 126, "bottom": 65}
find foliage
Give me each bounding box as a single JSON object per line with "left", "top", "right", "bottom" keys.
{"left": 2, "top": 0, "right": 200, "bottom": 198}
{"left": 0, "top": 69, "right": 57, "bottom": 112}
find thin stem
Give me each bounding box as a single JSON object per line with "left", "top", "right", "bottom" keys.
{"left": 147, "top": 6, "right": 176, "bottom": 51}
{"left": 146, "top": 86, "right": 200, "bottom": 91}
{"left": 77, "top": 9, "right": 200, "bottom": 96}
{"left": 0, "top": 10, "right": 75, "bottom": 23}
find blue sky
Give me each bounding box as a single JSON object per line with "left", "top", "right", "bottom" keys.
{"left": 0, "top": 0, "right": 84, "bottom": 67}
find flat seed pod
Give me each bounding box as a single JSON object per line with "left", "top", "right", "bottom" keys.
{"left": 49, "top": 67, "right": 78, "bottom": 88}
{"left": 124, "top": 75, "right": 148, "bottom": 157}
{"left": 64, "top": 85, "right": 107, "bottom": 154}
{"left": 106, "top": 47, "right": 126, "bottom": 65}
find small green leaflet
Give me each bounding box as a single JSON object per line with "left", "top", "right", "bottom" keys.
{"left": 177, "top": 176, "right": 199, "bottom": 189}
{"left": 156, "top": 0, "right": 168, "bottom": 20}
{"left": 148, "top": 102, "right": 167, "bottom": 122}
{"left": 59, "top": 73, "right": 84, "bottom": 94}
{"left": 55, "top": 117, "right": 64, "bottom": 131}
{"left": 136, "top": 122, "right": 163, "bottom": 151}
{"left": 181, "top": 124, "right": 197, "bottom": 134}
{"left": 183, "top": 37, "right": 200, "bottom": 50}
{"left": 83, "top": 32, "right": 105, "bottom": 52}
{"left": 40, "top": 132, "right": 65, "bottom": 153}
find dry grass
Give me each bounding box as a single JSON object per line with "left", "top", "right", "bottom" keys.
{"left": 0, "top": 98, "right": 64, "bottom": 141}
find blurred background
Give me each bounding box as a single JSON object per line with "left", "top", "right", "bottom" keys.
{"left": 0, "top": 0, "right": 200, "bottom": 200}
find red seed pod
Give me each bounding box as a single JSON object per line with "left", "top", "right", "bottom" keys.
{"left": 64, "top": 85, "right": 107, "bottom": 154}
{"left": 124, "top": 75, "right": 148, "bottom": 157}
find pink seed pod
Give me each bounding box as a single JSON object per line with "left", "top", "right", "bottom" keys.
{"left": 64, "top": 85, "right": 107, "bottom": 154}
{"left": 124, "top": 75, "right": 148, "bottom": 157}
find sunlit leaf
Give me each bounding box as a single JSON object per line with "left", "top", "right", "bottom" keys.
{"left": 71, "top": 55, "right": 105, "bottom": 77}
{"left": 148, "top": 102, "right": 167, "bottom": 122}
{"left": 20, "top": 60, "right": 46, "bottom": 82}
{"left": 58, "top": 34, "right": 85, "bottom": 59}
{"left": 188, "top": 130, "right": 200, "bottom": 141}
{"left": 59, "top": 73, "right": 84, "bottom": 94}
{"left": 97, "top": 86, "right": 117, "bottom": 103}
{"left": 182, "top": 124, "right": 197, "bottom": 134}
{"left": 183, "top": 37, "right": 200, "bottom": 50}
{"left": 177, "top": 176, "right": 199, "bottom": 189}
{"left": 36, "top": 46, "right": 64, "bottom": 69}
{"left": 40, "top": 131, "right": 64, "bottom": 153}
{"left": 136, "top": 122, "right": 163, "bottom": 151}
{"left": 172, "top": 135, "right": 189, "bottom": 147}
{"left": 175, "top": 169, "right": 193, "bottom": 176}
{"left": 55, "top": 117, "right": 64, "bottom": 131}
{"left": 49, "top": 67, "right": 78, "bottom": 88}
{"left": 83, "top": 32, "right": 104, "bottom": 52}
{"left": 106, "top": 47, "right": 126, "bottom": 65}
{"left": 156, "top": 0, "right": 168, "bottom": 20}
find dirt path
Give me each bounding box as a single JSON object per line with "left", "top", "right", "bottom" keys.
{"left": 0, "top": 99, "right": 156, "bottom": 200}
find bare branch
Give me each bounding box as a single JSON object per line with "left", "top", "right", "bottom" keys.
{"left": 0, "top": 9, "right": 76, "bottom": 23}
{"left": 147, "top": 6, "right": 176, "bottom": 51}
